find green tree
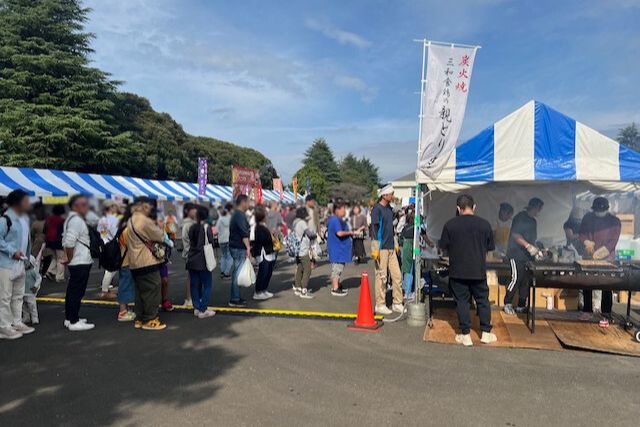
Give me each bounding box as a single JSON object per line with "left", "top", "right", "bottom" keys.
{"left": 618, "top": 123, "right": 640, "bottom": 152}
{"left": 293, "top": 164, "right": 328, "bottom": 204}
{"left": 338, "top": 152, "right": 380, "bottom": 195}
{"left": 302, "top": 138, "right": 340, "bottom": 184}
{"left": 0, "top": 0, "right": 137, "bottom": 173}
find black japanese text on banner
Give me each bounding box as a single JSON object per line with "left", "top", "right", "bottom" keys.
{"left": 418, "top": 44, "right": 477, "bottom": 180}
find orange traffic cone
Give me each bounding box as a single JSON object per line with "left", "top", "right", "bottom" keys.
{"left": 347, "top": 271, "right": 382, "bottom": 332}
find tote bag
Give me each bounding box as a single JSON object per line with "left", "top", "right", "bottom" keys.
{"left": 203, "top": 224, "right": 217, "bottom": 272}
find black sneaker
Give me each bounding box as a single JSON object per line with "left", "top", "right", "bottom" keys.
{"left": 514, "top": 306, "right": 528, "bottom": 314}
{"left": 228, "top": 299, "right": 248, "bottom": 308}
{"left": 331, "top": 287, "right": 348, "bottom": 297}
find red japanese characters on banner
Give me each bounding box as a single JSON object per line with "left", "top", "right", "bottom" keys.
{"left": 231, "top": 166, "right": 262, "bottom": 203}
{"left": 272, "top": 178, "right": 284, "bottom": 201}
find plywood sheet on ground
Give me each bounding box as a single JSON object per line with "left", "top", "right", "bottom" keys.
{"left": 548, "top": 321, "right": 640, "bottom": 357}
{"left": 423, "top": 309, "right": 514, "bottom": 349}
{"left": 499, "top": 312, "right": 563, "bottom": 351}
{"left": 424, "top": 308, "right": 562, "bottom": 351}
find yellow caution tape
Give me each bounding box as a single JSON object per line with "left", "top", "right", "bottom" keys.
{"left": 36, "top": 297, "right": 384, "bottom": 320}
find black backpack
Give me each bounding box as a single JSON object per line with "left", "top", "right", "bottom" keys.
{"left": 100, "top": 228, "right": 125, "bottom": 272}
{"left": 66, "top": 215, "right": 104, "bottom": 260}
{"left": 86, "top": 225, "right": 105, "bottom": 260}
{"left": 1, "top": 214, "right": 12, "bottom": 237}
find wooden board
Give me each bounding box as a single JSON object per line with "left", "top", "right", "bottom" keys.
{"left": 423, "top": 309, "right": 511, "bottom": 348}
{"left": 423, "top": 308, "right": 562, "bottom": 351}
{"left": 548, "top": 320, "right": 640, "bottom": 357}
{"left": 499, "top": 312, "right": 563, "bottom": 351}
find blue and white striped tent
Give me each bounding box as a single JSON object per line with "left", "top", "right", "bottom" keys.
{"left": 419, "top": 101, "right": 640, "bottom": 243}
{"left": 417, "top": 100, "right": 640, "bottom": 187}
{"left": 0, "top": 166, "right": 299, "bottom": 204}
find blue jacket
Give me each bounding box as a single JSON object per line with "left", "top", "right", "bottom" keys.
{"left": 0, "top": 208, "right": 32, "bottom": 270}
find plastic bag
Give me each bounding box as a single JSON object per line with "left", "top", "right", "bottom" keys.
{"left": 203, "top": 224, "right": 217, "bottom": 272}
{"left": 10, "top": 259, "right": 25, "bottom": 281}
{"left": 236, "top": 258, "right": 256, "bottom": 288}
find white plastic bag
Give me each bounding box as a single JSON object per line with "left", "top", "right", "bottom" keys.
{"left": 236, "top": 258, "right": 256, "bottom": 288}
{"left": 203, "top": 224, "right": 217, "bottom": 272}
{"left": 10, "top": 259, "right": 25, "bottom": 281}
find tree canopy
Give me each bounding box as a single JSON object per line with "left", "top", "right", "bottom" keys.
{"left": 618, "top": 123, "right": 640, "bottom": 152}
{"left": 0, "top": 0, "right": 277, "bottom": 187}
{"left": 295, "top": 137, "right": 380, "bottom": 204}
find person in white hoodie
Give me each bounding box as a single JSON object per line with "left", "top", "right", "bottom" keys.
{"left": 62, "top": 195, "right": 95, "bottom": 332}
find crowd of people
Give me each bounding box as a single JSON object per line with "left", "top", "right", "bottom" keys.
{"left": 1, "top": 187, "right": 419, "bottom": 339}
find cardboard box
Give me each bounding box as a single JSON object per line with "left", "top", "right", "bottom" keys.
{"left": 534, "top": 287, "right": 556, "bottom": 309}
{"left": 617, "top": 213, "right": 635, "bottom": 236}
{"left": 488, "top": 283, "right": 502, "bottom": 307}
{"left": 555, "top": 289, "right": 579, "bottom": 311}
{"left": 618, "top": 291, "right": 640, "bottom": 305}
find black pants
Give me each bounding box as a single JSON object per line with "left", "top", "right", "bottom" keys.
{"left": 134, "top": 270, "right": 161, "bottom": 322}
{"left": 504, "top": 258, "right": 530, "bottom": 307}
{"left": 449, "top": 278, "right": 492, "bottom": 335}
{"left": 65, "top": 264, "right": 92, "bottom": 323}
{"left": 583, "top": 289, "right": 613, "bottom": 315}
{"left": 255, "top": 260, "right": 275, "bottom": 293}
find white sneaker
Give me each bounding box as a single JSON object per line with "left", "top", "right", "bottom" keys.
{"left": 263, "top": 291, "right": 274, "bottom": 298}
{"left": 13, "top": 322, "right": 35, "bottom": 335}
{"left": 67, "top": 321, "right": 95, "bottom": 332}
{"left": 392, "top": 303, "right": 405, "bottom": 313}
{"left": 193, "top": 309, "right": 201, "bottom": 317}
{"left": 375, "top": 305, "right": 393, "bottom": 315}
{"left": 184, "top": 299, "right": 193, "bottom": 307}
{"left": 299, "top": 289, "right": 314, "bottom": 299}
{"left": 197, "top": 309, "right": 216, "bottom": 319}
{"left": 0, "top": 326, "right": 22, "bottom": 340}
{"left": 481, "top": 331, "right": 497, "bottom": 344}
{"left": 292, "top": 285, "right": 301, "bottom": 296}
{"left": 63, "top": 318, "right": 87, "bottom": 328}
{"left": 455, "top": 334, "right": 473, "bottom": 347}
{"left": 253, "top": 292, "right": 270, "bottom": 301}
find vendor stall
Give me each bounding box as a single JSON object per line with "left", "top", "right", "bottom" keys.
{"left": 417, "top": 101, "right": 640, "bottom": 335}
{"left": 418, "top": 100, "right": 640, "bottom": 249}
{"left": 0, "top": 166, "right": 300, "bottom": 204}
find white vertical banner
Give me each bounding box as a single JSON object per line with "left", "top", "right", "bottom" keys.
{"left": 418, "top": 43, "right": 478, "bottom": 180}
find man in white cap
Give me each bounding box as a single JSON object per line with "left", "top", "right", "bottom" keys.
{"left": 370, "top": 184, "right": 402, "bottom": 315}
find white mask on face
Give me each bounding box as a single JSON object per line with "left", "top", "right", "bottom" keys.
{"left": 594, "top": 210, "right": 608, "bottom": 218}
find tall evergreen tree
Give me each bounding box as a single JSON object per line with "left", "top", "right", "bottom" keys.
{"left": 617, "top": 123, "right": 640, "bottom": 152}
{"left": 0, "top": 0, "right": 137, "bottom": 173}
{"left": 302, "top": 138, "right": 340, "bottom": 184}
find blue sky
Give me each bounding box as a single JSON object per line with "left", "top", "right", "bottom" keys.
{"left": 84, "top": 0, "right": 640, "bottom": 182}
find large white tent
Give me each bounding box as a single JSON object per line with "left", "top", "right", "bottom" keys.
{"left": 417, "top": 100, "right": 640, "bottom": 245}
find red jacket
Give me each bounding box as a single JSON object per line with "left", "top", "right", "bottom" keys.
{"left": 579, "top": 212, "right": 621, "bottom": 259}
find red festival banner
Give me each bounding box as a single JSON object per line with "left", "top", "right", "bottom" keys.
{"left": 272, "top": 178, "right": 284, "bottom": 201}
{"left": 231, "top": 166, "right": 262, "bottom": 203}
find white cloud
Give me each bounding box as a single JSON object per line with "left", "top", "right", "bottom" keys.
{"left": 334, "top": 75, "right": 378, "bottom": 103}
{"left": 304, "top": 18, "right": 371, "bottom": 49}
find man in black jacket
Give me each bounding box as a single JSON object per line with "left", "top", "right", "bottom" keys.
{"left": 440, "top": 194, "right": 497, "bottom": 347}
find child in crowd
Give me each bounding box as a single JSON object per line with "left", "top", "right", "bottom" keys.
{"left": 22, "top": 252, "right": 43, "bottom": 325}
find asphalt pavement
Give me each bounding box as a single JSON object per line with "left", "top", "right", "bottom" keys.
{"left": 1, "top": 251, "right": 639, "bottom": 426}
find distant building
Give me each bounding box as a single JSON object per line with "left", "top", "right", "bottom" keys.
{"left": 390, "top": 172, "right": 416, "bottom": 206}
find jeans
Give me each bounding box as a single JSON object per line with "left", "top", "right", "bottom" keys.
{"left": 0, "top": 268, "right": 26, "bottom": 328}
{"left": 65, "top": 264, "right": 92, "bottom": 323}
{"left": 449, "top": 278, "right": 492, "bottom": 335}
{"left": 219, "top": 243, "right": 232, "bottom": 276}
{"left": 229, "top": 247, "right": 246, "bottom": 303}
{"left": 403, "top": 271, "right": 414, "bottom": 296}
{"left": 189, "top": 270, "right": 213, "bottom": 312}
{"left": 117, "top": 267, "right": 135, "bottom": 305}
{"left": 256, "top": 260, "right": 275, "bottom": 293}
